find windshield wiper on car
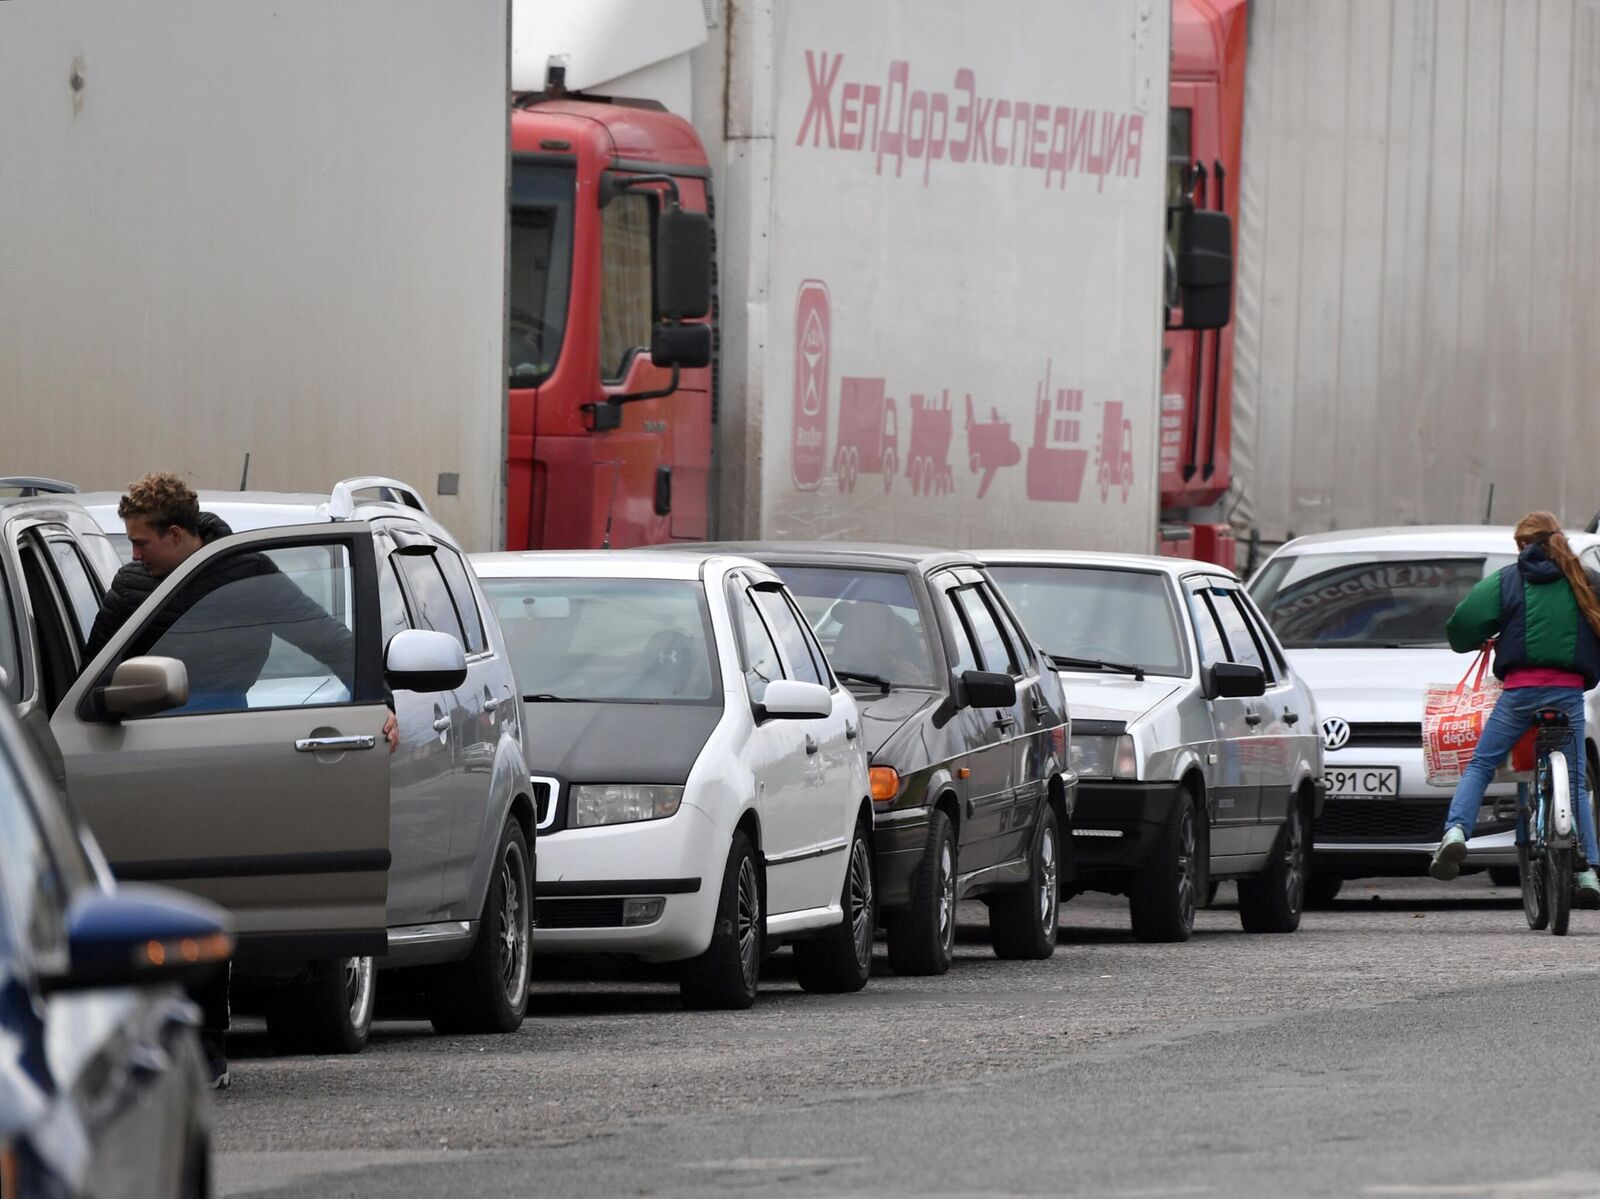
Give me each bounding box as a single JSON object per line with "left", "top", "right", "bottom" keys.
{"left": 835, "top": 670, "right": 893, "bottom": 694}
{"left": 523, "top": 692, "right": 599, "bottom": 703}
{"left": 1048, "top": 654, "right": 1146, "bottom": 681}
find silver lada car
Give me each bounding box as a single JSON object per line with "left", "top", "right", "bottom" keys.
{"left": 980, "top": 551, "right": 1323, "bottom": 942}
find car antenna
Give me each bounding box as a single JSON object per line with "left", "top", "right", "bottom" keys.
{"left": 239, "top": 452, "right": 251, "bottom": 491}
{"left": 1483, "top": 481, "right": 1494, "bottom": 524}
{"left": 600, "top": 459, "right": 623, "bottom": 549}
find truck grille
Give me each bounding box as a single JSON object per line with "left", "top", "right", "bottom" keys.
{"left": 1316, "top": 800, "right": 1450, "bottom": 842}
{"left": 1345, "top": 722, "right": 1422, "bottom": 748}
{"left": 535, "top": 898, "right": 623, "bottom": 929}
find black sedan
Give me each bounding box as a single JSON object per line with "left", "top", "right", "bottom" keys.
{"left": 696, "top": 544, "right": 1073, "bottom": 976}
{"left": 0, "top": 698, "right": 232, "bottom": 1197}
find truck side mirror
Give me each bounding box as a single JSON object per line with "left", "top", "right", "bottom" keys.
{"left": 1170, "top": 208, "right": 1233, "bottom": 331}
{"left": 651, "top": 322, "right": 712, "bottom": 370}
{"left": 656, "top": 207, "right": 712, "bottom": 320}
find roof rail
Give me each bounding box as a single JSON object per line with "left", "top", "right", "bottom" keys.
{"left": 327, "top": 476, "right": 432, "bottom": 520}
{"left": 0, "top": 477, "right": 80, "bottom": 496}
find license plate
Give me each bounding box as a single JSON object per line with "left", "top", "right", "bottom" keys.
{"left": 1324, "top": 766, "right": 1400, "bottom": 799}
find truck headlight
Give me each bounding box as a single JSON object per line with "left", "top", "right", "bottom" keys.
{"left": 1070, "top": 734, "right": 1138, "bottom": 780}
{"left": 571, "top": 784, "right": 684, "bottom": 828}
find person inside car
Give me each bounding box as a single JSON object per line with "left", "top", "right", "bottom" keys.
{"left": 1430, "top": 511, "right": 1600, "bottom": 908}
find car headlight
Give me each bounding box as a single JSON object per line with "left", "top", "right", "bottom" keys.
{"left": 1070, "top": 734, "right": 1138, "bottom": 780}
{"left": 571, "top": 784, "right": 684, "bottom": 828}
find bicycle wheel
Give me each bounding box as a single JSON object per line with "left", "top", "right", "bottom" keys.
{"left": 1520, "top": 842, "right": 1548, "bottom": 930}
{"left": 1546, "top": 750, "right": 1573, "bottom": 936}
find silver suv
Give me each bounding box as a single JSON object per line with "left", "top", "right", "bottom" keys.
{"left": 0, "top": 476, "right": 535, "bottom": 1052}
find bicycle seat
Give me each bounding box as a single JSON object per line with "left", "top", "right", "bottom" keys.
{"left": 1533, "top": 708, "right": 1571, "bottom": 728}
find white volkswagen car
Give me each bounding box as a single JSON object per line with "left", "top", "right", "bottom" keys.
{"left": 470, "top": 550, "right": 875, "bottom": 1009}
{"left": 1249, "top": 526, "right": 1600, "bottom": 902}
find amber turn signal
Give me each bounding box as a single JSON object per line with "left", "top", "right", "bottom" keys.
{"left": 143, "top": 931, "right": 233, "bottom": 969}
{"left": 869, "top": 766, "right": 901, "bottom": 801}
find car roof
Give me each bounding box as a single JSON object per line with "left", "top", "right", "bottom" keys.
{"left": 974, "top": 547, "right": 1238, "bottom": 581}
{"left": 1267, "top": 525, "right": 1600, "bottom": 558}
{"left": 469, "top": 550, "right": 772, "bottom": 582}
{"left": 670, "top": 541, "right": 979, "bottom": 572}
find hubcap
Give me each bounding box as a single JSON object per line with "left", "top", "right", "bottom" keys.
{"left": 1038, "top": 824, "right": 1058, "bottom": 930}
{"left": 343, "top": 956, "right": 374, "bottom": 1029}
{"left": 1177, "top": 806, "right": 1196, "bottom": 929}
{"left": 1283, "top": 807, "right": 1304, "bottom": 911}
{"left": 848, "top": 837, "right": 874, "bottom": 969}
{"left": 736, "top": 857, "right": 761, "bottom": 992}
{"left": 497, "top": 840, "right": 530, "bottom": 1004}
{"left": 938, "top": 840, "right": 956, "bottom": 952}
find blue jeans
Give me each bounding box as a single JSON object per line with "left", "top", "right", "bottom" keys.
{"left": 1444, "top": 685, "right": 1597, "bottom": 865}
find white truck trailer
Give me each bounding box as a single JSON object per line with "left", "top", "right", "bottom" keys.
{"left": 0, "top": 0, "right": 510, "bottom": 550}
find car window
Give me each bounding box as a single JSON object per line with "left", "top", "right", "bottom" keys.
{"left": 775, "top": 566, "right": 938, "bottom": 689}
{"left": 42, "top": 534, "right": 101, "bottom": 646}
{"left": 0, "top": 745, "right": 70, "bottom": 965}
{"left": 131, "top": 543, "right": 358, "bottom": 714}
{"left": 937, "top": 585, "right": 981, "bottom": 677}
{"left": 378, "top": 555, "right": 412, "bottom": 648}
{"left": 397, "top": 555, "right": 468, "bottom": 645}
{"left": 0, "top": 565, "right": 19, "bottom": 703}
{"left": 734, "top": 587, "right": 786, "bottom": 704}
{"left": 1187, "top": 587, "right": 1230, "bottom": 669}
{"left": 1235, "top": 590, "right": 1289, "bottom": 678}
{"left": 752, "top": 587, "right": 824, "bottom": 686}
{"left": 987, "top": 564, "right": 1189, "bottom": 677}
{"left": 786, "top": 590, "right": 835, "bottom": 687}
{"left": 482, "top": 576, "right": 718, "bottom": 704}
{"left": 953, "top": 586, "right": 1019, "bottom": 675}
{"left": 434, "top": 549, "right": 487, "bottom": 655}
{"left": 1248, "top": 553, "right": 1514, "bottom": 649}
{"left": 1208, "top": 587, "right": 1266, "bottom": 672}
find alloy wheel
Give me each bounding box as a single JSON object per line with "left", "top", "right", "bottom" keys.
{"left": 848, "top": 837, "right": 874, "bottom": 970}
{"left": 1176, "top": 805, "right": 1197, "bottom": 930}
{"left": 736, "top": 857, "right": 761, "bottom": 993}
{"left": 938, "top": 840, "right": 956, "bottom": 953}
{"left": 1038, "top": 823, "right": 1059, "bottom": 930}
{"left": 497, "top": 839, "right": 530, "bottom": 1004}
{"left": 1283, "top": 806, "right": 1304, "bottom": 912}
{"left": 343, "top": 956, "right": 375, "bottom": 1030}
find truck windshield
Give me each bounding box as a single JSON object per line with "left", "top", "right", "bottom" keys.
{"left": 1248, "top": 553, "right": 1514, "bottom": 648}
{"left": 774, "top": 566, "right": 937, "bottom": 690}
{"left": 986, "top": 565, "right": 1188, "bottom": 677}
{"left": 509, "top": 161, "right": 575, "bottom": 388}
{"left": 480, "top": 577, "right": 718, "bottom": 705}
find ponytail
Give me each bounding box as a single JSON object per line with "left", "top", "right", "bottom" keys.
{"left": 1514, "top": 511, "right": 1600, "bottom": 640}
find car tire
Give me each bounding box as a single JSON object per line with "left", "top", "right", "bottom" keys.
{"left": 1239, "top": 798, "right": 1308, "bottom": 934}
{"left": 886, "top": 807, "right": 958, "bottom": 976}
{"left": 1304, "top": 868, "right": 1343, "bottom": 908}
{"left": 1128, "top": 791, "right": 1199, "bottom": 943}
{"left": 794, "top": 819, "right": 876, "bottom": 993}
{"left": 428, "top": 820, "right": 532, "bottom": 1035}
{"left": 681, "top": 831, "right": 763, "bottom": 1010}
{"left": 266, "top": 955, "right": 375, "bottom": 1055}
{"left": 1487, "top": 865, "right": 1520, "bottom": 889}
{"left": 988, "top": 804, "right": 1060, "bottom": 960}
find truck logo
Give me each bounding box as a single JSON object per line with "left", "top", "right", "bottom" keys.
{"left": 792, "top": 280, "right": 830, "bottom": 490}
{"left": 1026, "top": 360, "right": 1089, "bottom": 503}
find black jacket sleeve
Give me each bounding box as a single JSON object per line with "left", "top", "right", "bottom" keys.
{"left": 83, "top": 563, "right": 160, "bottom": 663}
{"left": 260, "top": 572, "right": 358, "bottom": 690}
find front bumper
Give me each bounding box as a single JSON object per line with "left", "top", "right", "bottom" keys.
{"left": 530, "top": 802, "right": 725, "bottom": 962}
{"left": 1064, "top": 780, "right": 1184, "bottom": 882}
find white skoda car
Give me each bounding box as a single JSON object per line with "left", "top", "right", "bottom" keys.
{"left": 1249, "top": 526, "right": 1600, "bottom": 902}
{"left": 469, "top": 551, "right": 875, "bottom": 1009}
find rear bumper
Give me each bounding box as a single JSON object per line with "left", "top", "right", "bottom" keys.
{"left": 1065, "top": 780, "right": 1183, "bottom": 883}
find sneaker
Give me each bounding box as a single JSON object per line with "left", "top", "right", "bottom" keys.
{"left": 203, "top": 1034, "right": 230, "bottom": 1090}
{"left": 1429, "top": 827, "right": 1468, "bottom": 881}
{"left": 1576, "top": 870, "right": 1600, "bottom": 910}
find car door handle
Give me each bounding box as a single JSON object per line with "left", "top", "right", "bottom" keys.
{"left": 432, "top": 716, "right": 452, "bottom": 733}
{"left": 295, "top": 735, "right": 376, "bottom": 752}
{"left": 484, "top": 696, "right": 504, "bottom": 712}
{"left": 845, "top": 723, "right": 858, "bottom": 741}
{"left": 994, "top": 714, "right": 1016, "bottom": 731}
{"left": 1245, "top": 712, "right": 1263, "bottom": 727}
{"left": 805, "top": 734, "right": 819, "bottom": 755}
{"left": 1284, "top": 711, "right": 1300, "bottom": 725}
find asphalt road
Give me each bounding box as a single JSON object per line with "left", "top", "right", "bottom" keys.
{"left": 215, "top": 875, "right": 1600, "bottom": 1197}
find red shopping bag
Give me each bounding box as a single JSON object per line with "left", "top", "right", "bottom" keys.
{"left": 1423, "top": 645, "right": 1501, "bottom": 786}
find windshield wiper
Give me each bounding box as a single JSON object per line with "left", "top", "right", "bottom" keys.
{"left": 523, "top": 692, "right": 599, "bottom": 703}
{"left": 1049, "top": 654, "right": 1146, "bottom": 681}
{"left": 835, "top": 670, "right": 893, "bottom": 694}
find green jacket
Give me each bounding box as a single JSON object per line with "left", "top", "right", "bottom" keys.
{"left": 1446, "top": 544, "right": 1600, "bottom": 688}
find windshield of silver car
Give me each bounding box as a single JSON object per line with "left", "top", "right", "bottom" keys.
{"left": 1248, "top": 553, "right": 1514, "bottom": 648}
{"left": 986, "top": 565, "right": 1188, "bottom": 677}
{"left": 482, "top": 577, "right": 717, "bottom": 704}
{"left": 774, "top": 566, "right": 938, "bottom": 690}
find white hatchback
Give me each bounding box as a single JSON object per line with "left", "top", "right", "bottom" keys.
{"left": 470, "top": 550, "right": 875, "bottom": 1009}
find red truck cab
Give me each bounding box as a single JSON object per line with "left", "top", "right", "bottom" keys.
{"left": 507, "top": 96, "right": 714, "bottom": 550}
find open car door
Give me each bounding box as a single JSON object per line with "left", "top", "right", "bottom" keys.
{"left": 50, "top": 523, "right": 391, "bottom": 965}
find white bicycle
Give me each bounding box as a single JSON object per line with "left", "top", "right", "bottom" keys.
{"left": 1519, "top": 707, "right": 1579, "bottom": 935}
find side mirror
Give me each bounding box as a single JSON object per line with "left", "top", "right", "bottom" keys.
{"left": 961, "top": 670, "right": 1017, "bottom": 709}
{"left": 99, "top": 656, "right": 188, "bottom": 719}
{"left": 42, "top": 885, "right": 233, "bottom": 994}
{"left": 651, "top": 322, "right": 712, "bottom": 370}
{"left": 656, "top": 207, "right": 712, "bottom": 320}
{"left": 1169, "top": 208, "right": 1233, "bottom": 330}
{"left": 1208, "top": 662, "right": 1265, "bottom": 699}
{"left": 759, "top": 679, "right": 833, "bottom": 720}
{"left": 385, "top": 628, "right": 467, "bottom": 692}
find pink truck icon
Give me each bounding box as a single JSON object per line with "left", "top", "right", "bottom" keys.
{"left": 1095, "top": 400, "right": 1135, "bottom": 503}
{"left": 906, "top": 391, "right": 955, "bottom": 497}
{"left": 964, "top": 394, "right": 1021, "bottom": 500}
{"left": 834, "top": 376, "right": 899, "bottom": 493}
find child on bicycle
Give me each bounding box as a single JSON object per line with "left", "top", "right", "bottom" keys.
{"left": 1430, "top": 512, "right": 1600, "bottom": 905}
